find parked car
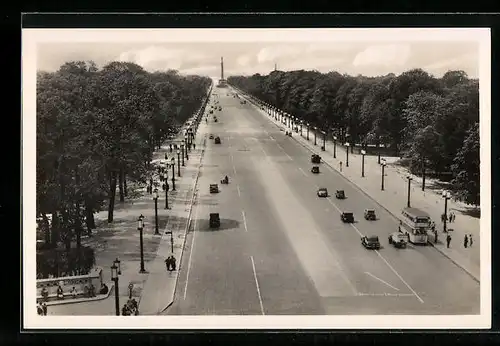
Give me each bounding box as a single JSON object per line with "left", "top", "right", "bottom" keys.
{"left": 311, "top": 154, "right": 321, "bottom": 164}
{"left": 364, "top": 209, "right": 377, "bottom": 220}
{"left": 209, "top": 134, "right": 214, "bottom": 139}
{"left": 341, "top": 212, "right": 354, "bottom": 223}
{"left": 388, "top": 232, "right": 408, "bottom": 248}
{"left": 214, "top": 136, "right": 221, "bottom": 144}
{"left": 209, "top": 184, "right": 219, "bottom": 193}
{"left": 311, "top": 166, "right": 320, "bottom": 174}
{"left": 317, "top": 187, "right": 328, "bottom": 197}
{"left": 335, "top": 190, "right": 345, "bottom": 199}
{"left": 361, "top": 235, "right": 381, "bottom": 250}
{"left": 209, "top": 213, "right": 221, "bottom": 228}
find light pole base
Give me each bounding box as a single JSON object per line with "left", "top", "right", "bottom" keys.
{"left": 139, "top": 269, "right": 146, "bottom": 274}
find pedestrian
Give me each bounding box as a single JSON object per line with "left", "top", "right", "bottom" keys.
{"left": 431, "top": 221, "right": 435, "bottom": 232}
{"left": 42, "top": 302, "right": 47, "bottom": 316}
{"left": 463, "top": 234, "right": 468, "bottom": 248}
{"left": 37, "top": 302, "right": 43, "bottom": 315}
{"left": 469, "top": 234, "right": 473, "bottom": 247}
{"left": 193, "top": 143, "right": 196, "bottom": 150}
{"left": 165, "top": 257, "right": 171, "bottom": 271}
{"left": 446, "top": 234, "right": 452, "bottom": 248}
{"left": 449, "top": 213, "right": 453, "bottom": 223}
{"left": 339, "top": 161, "right": 343, "bottom": 172}
{"left": 171, "top": 256, "right": 177, "bottom": 271}
{"left": 452, "top": 213, "right": 456, "bottom": 223}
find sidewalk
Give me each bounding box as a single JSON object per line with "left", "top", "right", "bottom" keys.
{"left": 47, "top": 112, "right": 209, "bottom": 316}
{"left": 236, "top": 87, "right": 480, "bottom": 283}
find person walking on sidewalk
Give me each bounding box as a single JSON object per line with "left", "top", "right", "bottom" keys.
{"left": 452, "top": 213, "right": 456, "bottom": 222}
{"left": 339, "top": 161, "right": 343, "bottom": 172}
{"left": 449, "top": 213, "right": 453, "bottom": 223}
{"left": 464, "top": 234, "right": 469, "bottom": 248}
{"left": 469, "top": 234, "right": 473, "bottom": 247}
{"left": 165, "top": 257, "right": 172, "bottom": 271}
{"left": 446, "top": 234, "right": 452, "bottom": 248}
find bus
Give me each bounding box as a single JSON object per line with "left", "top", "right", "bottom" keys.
{"left": 398, "top": 207, "right": 431, "bottom": 244}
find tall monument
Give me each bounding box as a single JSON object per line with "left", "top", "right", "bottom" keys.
{"left": 217, "top": 56, "right": 227, "bottom": 88}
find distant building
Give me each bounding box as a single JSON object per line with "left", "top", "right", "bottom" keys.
{"left": 217, "top": 57, "right": 227, "bottom": 88}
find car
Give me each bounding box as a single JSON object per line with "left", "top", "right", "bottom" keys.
{"left": 209, "top": 184, "right": 219, "bottom": 193}
{"left": 335, "top": 190, "right": 345, "bottom": 199}
{"left": 209, "top": 110, "right": 214, "bottom": 114}
{"left": 209, "top": 213, "right": 221, "bottom": 228}
{"left": 311, "top": 154, "right": 321, "bottom": 164}
{"left": 311, "top": 166, "right": 320, "bottom": 174}
{"left": 214, "top": 136, "right": 221, "bottom": 144}
{"left": 218, "top": 107, "right": 222, "bottom": 111}
{"left": 317, "top": 187, "right": 328, "bottom": 197}
{"left": 241, "top": 100, "right": 246, "bottom": 104}
{"left": 209, "top": 134, "right": 214, "bottom": 139}
{"left": 364, "top": 209, "right": 377, "bottom": 220}
{"left": 340, "top": 212, "right": 354, "bottom": 223}
{"left": 361, "top": 235, "right": 381, "bottom": 250}
{"left": 388, "top": 232, "right": 408, "bottom": 248}
{"left": 214, "top": 118, "right": 218, "bottom": 123}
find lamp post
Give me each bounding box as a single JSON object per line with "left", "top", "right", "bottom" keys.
{"left": 381, "top": 159, "right": 386, "bottom": 191}
{"left": 111, "top": 263, "right": 120, "bottom": 316}
{"left": 184, "top": 136, "right": 189, "bottom": 160}
{"left": 377, "top": 138, "right": 381, "bottom": 164}
{"left": 164, "top": 172, "right": 169, "bottom": 209}
{"left": 181, "top": 145, "right": 185, "bottom": 166}
{"left": 153, "top": 188, "right": 159, "bottom": 235}
{"left": 306, "top": 123, "right": 310, "bottom": 140}
{"left": 442, "top": 191, "right": 451, "bottom": 233}
{"left": 171, "top": 158, "right": 176, "bottom": 190}
{"left": 345, "top": 142, "right": 350, "bottom": 167}
{"left": 421, "top": 156, "right": 426, "bottom": 191}
{"left": 361, "top": 149, "right": 366, "bottom": 177}
{"left": 114, "top": 257, "right": 121, "bottom": 275}
{"left": 345, "top": 133, "right": 351, "bottom": 153}
{"left": 177, "top": 150, "right": 181, "bottom": 175}
{"left": 322, "top": 130, "right": 326, "bottom": 151}
{"left": 333, "top": 136, "right": 337, "bottom": 158}
{"left": 406, "top": 176, "right": 413, "bottom": 207}
{"left": 138, "top": 214, "right": 146, "bottom": 273}
{"left": 314, "top": 127, "right": 317, "bottom": 146}
{"left": 300, "top": 121, "right": 303, "bottom": 136}
{"left": 165, "top": 231, "right": 174, "bottom": 254}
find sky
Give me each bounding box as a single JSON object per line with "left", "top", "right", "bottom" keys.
{"left": 35, "top": 30, "right": 481, "bottom": 80}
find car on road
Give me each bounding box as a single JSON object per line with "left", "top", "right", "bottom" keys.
{"left": 241, "top": 100, "right": 246, "bottom": 104}
{"left": 340, "top": 212, "right": 354, "bottom": 223}
{"left": 335, "top": 190, "right": 345, "bottom": 199}
{"left": 361, "top": 235, "right": 381, "bottom": 250}
{"left": 209, "top": 213, "right": 221, "bottom": 229}
{"left": 209, "top": 184, "right": 219, "bottom": 193}
{"left": 214, "top": 118, "right": 218, "bottom": 123}
{"left": 214, "top": 136, "right": 221, "bottom": 144}
{"left": 388, "top": 232, "right": 408, "bottom": 248}
{"left": 311, "top": 154, "right": 321, "bottom": 164}
{"left": 209, "top": 134, "right": 214, "bottom": 139}
{"left": 317, "top": 187, "right": 328, "bottom": 197}
{"left": 218, "top": 107, "right": 222, "bottom": 111}
{"left": 311, "top": 166, "right": 320, "bottom": 174}
{"left": 364, "top": 209, "right": 377, "bottom": 220}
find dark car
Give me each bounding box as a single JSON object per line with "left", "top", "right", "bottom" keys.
{"left": 317, "top": 187, "right": 328, "bottom": 197}
{"left": 209, "top": 213, "right": 221, "bottom": 228}
{"left": 341, "top": 212, "right": 354, "bottom": 223}
{"left": 209, "top": 134, "right": 214, "bottom": 139}
{"left": 364, "top": 209, "right": 377, "bottom": 220}
{"left": 311, "top": 166, "right": 320, "bottom": 174}
{"left": 388, "top": 232, "right": 408, "bottom": 248}
{"left": 335, "top": 190, "right": 345, "bottom": 199}
{"left": 311, "top": 154, "right": 321, "bottom": 164}
{"left": 209, "top": 184, "right": 219, "bottom": 193}
{"left": 361, "top": 235, "right": 381, "bottom": 250}
{"left": 214, "top": 136, "right": 221, "bottom": 144}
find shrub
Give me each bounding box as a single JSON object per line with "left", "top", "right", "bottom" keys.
{"left": 36, "top": 246, "right": 96, "bottom": 279}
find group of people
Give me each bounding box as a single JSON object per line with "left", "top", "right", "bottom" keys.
{"left": 37, "top": 301, "right": 48, "bottom": 315}
{"left": 40, "top": 282, "right": 108, "bottom": 302}
{"left": 165, "top": 255, "right": 177, "bottom": 271}
{"left": 122, "top": 298, "right": 139, "bottom": 316}
{"left": 441, "top": 212, "right": 457, "bottom": 223}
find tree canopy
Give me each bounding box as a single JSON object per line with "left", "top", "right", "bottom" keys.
{"left": 228, "top": 69, "right": 480, "bottom": 205}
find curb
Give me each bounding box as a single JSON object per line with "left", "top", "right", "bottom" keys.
{"left": 236, "top": 87, "right": 481, "bottom": 284}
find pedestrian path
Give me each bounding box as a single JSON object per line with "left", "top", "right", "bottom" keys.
{"left": 236, "top": 87, "right": 481, "bottom": 283}
{"left": 47, "top": 111, "right": 209, "bottom": 316}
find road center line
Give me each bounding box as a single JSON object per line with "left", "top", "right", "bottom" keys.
{"left": 374, "top": 250, "right": 424, "bottom": 303}
{"left": 364, "top": 271, "right": 400, "bottom": 291}
{"left": 250, "top": 255, "right": 265, "bottom": 315}
{"left": 298, "top": 167, "right": 308, "bottom": 177}
{"left": 276, "top": 143, "right": 293, "bottom": 161}
{"left": 183, "top": 199, "right": 200, "bottom": 300}
{"left": 242, "top": 210, "right": 248, "bottom": 232}
{"left": 236, "top": 185, "right": 241, "bottom": 197}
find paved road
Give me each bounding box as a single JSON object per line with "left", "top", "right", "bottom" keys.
{"left": 164, "top": 89, "right": 479, "bottom": 315}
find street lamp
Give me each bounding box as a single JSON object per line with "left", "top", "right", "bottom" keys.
{"left": 322, "top": 130, "right": 326, "bottom": 151}
{"left": 163, "top": 171, "right": 169, "bottom": 209}
{"left": 153, "top": 188, "right": 159, "bottom": 235}
{"left": 314, "top": 127, "right": 317, "bottom": 145}
{"left": 361, "top": 149, "right": 366, "bottom": 177}
{"left": 345, "top": 142, "right": 350, "bottom": 167}
{"left": 377, "top": 138, "right": 381, "bottom": 164}
{"left": 114, "top": 257, "right": 121, "bottom": 275}
{"left": 171, "top": 157, "right": 176, "bottom": 190}
{"left": 137, "top": 214, "right": 146, "bottom": 273}
{"left": 381, "top": 159, "right": 386, "bottom": 191}
{"left": 406, "top": 176, "right": 413, "bottom": 207}
{"left": 333, "top": 136, "right": 337, "bottom": 158}
{"left": 442, "top": 191, "right": 451, "bottom": 233}
{"left": 181, "top": 144, "right": 185, "bottom": 166}
{"left": 300, "top": 121, "right": 303, "bottom": 136}
{"left": 111, "top": 263, "right": 120, "bottom": 316}
{"left": 177, "top": 150, "right": 181, "bottom": 175}
{"left": 184, "top": 136, "right": 189, "bottom": 160}
{"left": 306, "top": 123, "right": 310, "bottom": 140}
{"left": 165, "top": 230, "right": 174, "bottom": 254}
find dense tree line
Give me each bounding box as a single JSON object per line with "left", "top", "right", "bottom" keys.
{"left": 36, "top": 60, "right": 211, "bottom": 258}
{"left": 228, "top": 69, "right": 479, "bottom": 205}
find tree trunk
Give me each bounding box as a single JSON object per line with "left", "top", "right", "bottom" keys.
{"left": 123, "top": 171, "right": 128, "bottom": 197}
{"left": 51, "top": 211, "right": 59, "bottom": 248}
{"left": 84, "top": 199, "right": 95, "bottom": 237}
{"left": 107, "top": 170, "right": 117, "bottom": 223}
{"left": 118, "top": 167, "right": 125, "bottom": 202}
{"left": 62, "top": 210, "right": 71, "bottom": 252}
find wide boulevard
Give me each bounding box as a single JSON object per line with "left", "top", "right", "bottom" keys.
{"left": 164, "top": 88, "right": 480, "bottom": 315}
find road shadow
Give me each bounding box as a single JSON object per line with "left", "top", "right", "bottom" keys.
{"left": 456, "top": 206, "right": 480, "bottom": 218}
{"left": 192, "top": 218, "right": 241, "bottom": 232}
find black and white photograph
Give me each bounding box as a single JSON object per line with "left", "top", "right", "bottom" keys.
{"left": 22, "top": 27, "right": 491, "bottom": 329}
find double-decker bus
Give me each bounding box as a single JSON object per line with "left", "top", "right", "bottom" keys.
{"left": 398, "top": 207, "right": 431, "bottom": 244}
